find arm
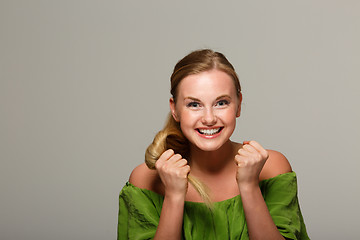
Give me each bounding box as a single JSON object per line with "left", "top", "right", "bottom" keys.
{"left": 154, "top": 191, "right": 185, "bottom": 239}
{"left": 130, "top": 149, "right": 189, "bottom": 240}
{"left": 235, "top": 141, "right": 292, "bottom": 240}
{"left": 239, "top": 182, "right": 284, "bottom": 240}
{"left": 153, "top": 149, "right": 190, "bottom": 240}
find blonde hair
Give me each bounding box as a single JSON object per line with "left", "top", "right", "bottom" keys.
{"left": 145, "top": 49, "right": 241, "bottom": 206}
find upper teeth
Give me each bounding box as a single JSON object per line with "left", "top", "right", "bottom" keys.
{"left": 199, "top": 128, "right": 221, "bottom": 135}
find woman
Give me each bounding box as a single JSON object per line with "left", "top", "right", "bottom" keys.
{"left": 118, "top": 49, "right": 309, "bottom": 239}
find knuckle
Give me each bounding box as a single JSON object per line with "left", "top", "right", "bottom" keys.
{"left": 160, "top": 151, "right": 170, "bottom": 160}
{"left": 171, "top": 169, "right": 180, "bottom": 177}
{"left": 239, "top": 160, "right": 247, "bottom": 166}
{"left": 155, "top": 161, "right": 162, "bottom": 168}
{"left": 182, "top": 168, "right": 190, "bottom": 177}
{"left": 176, "top": 169, "right": 183, "bottom": 176}
{"left": 162, "top": 163, "right": 170, "bottom": 171}
{"left": 162, "top": 149, "right": 174, "bottom": 159}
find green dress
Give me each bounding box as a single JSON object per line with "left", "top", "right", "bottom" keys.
{"left": 118, "top": 172, "right": 309, "bottom": 240}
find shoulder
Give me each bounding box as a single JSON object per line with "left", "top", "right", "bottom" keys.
{"left": 259, "top": 150, "right": 292, "bottom": 181}
{"left": 129, "top": 163, "right": 164, "bottom": 194}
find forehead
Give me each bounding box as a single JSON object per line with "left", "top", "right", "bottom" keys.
{"left": 177, "top": 70, "right": 236, "bottom": 98}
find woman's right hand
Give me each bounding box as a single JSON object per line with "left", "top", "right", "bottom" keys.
{"left": 155, "top": 149, "right": 190, "bottom": 200}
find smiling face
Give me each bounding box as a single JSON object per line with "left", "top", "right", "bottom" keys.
{"left": 170, "top": 69, "right": 241, "bottom": 152}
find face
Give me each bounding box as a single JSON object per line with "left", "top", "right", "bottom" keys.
{"left": 170, "top": 69, "right": 241, "bottom": 152}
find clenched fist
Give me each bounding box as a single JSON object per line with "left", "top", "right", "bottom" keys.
{"left": 235, "top": 141, "right": 269, "bottom": 188}
{"left": 155, "top": 149, "right": 190, "bottom": 199}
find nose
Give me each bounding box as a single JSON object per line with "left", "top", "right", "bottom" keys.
{"left": 201, "top": 108, "right": 217, "bottom": 125}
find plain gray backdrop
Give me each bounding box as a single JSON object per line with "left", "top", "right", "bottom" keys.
{"left": 1, "top": 0, "right": 359, "bottom": 239}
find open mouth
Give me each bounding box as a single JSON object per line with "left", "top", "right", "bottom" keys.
{"left": 197, "top": 127, "right": 223, "bottom": 136}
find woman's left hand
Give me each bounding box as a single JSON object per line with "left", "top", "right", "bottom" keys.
{"left": 235, "top": 140, "right": 269, "bottom": 188}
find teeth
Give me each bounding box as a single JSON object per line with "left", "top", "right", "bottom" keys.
{"left": 198, "top": 128, "right": 221, "bottom": 135}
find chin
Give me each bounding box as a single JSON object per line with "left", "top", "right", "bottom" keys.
{"left": 192, "top": 141, "right": 227, "bottom": 152}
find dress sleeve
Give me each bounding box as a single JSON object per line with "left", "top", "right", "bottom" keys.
{"left": 259, "top": 172, "right": 310, "bottom": 240}
{"left": 118, "top": 182, "right": 163, "bottom": 240}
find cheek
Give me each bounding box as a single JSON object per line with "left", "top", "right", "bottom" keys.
{"left": 218, "top": 108, "right": 238, "bottom": 121}
{"left": 179, "top": 111, "right": 197, "bottom": 125}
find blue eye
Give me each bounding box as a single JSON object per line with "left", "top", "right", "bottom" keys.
{"left": 216, "top": 100, "right": 229, "bottom": 107}
{"left": 187, "top": 102, "right": 200, "bottom": 108}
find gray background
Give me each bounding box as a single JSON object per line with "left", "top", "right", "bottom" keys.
{"left": 1, "top": 0, "right": 359, "bottom": 239}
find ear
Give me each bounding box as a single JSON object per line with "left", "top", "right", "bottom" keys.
{"left": 169, "top": 98, "right": 179, "bottom": 122}
{"left": 236, "top": 93, "right": 242, "bottom": 117}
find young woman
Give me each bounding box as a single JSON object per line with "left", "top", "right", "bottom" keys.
{"left": 118, "top": 49, "right": 309, "bottom": 240}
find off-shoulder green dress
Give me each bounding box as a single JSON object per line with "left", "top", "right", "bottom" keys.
{"left": 118, "top": 172, "right": 309, "bottom": 239}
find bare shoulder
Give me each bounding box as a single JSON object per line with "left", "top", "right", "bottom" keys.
{"left": 259, "top": 150, "right": 292, "bottom": 181}
{"left": 129, "top": 163, "right": 163, "bottom": 194}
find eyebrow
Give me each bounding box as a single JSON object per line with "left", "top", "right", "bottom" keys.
{"left": 184, "top": 95, "right": 232, "bottom": 102}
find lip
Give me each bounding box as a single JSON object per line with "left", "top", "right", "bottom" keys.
{"left": 196, "top": 127, "right": 223, "bottom": 139}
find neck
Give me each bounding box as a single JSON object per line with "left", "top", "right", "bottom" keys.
{"left": 188, "top": 140, "right": 240, "bottom": 175}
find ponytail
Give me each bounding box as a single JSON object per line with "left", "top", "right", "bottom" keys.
{"left": 145, "top": 113, "right": 212, "bottom": 207}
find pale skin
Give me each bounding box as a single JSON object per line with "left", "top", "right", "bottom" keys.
{"left": 129, "top": 69, "right": 292, "bottom": 239}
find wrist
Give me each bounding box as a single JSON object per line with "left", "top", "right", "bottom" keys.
{"left": 238, "top": 181, "right": 260, "bottom": 194}
{"left": 164, "top": 191, "right": 186, "bottom": 203}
